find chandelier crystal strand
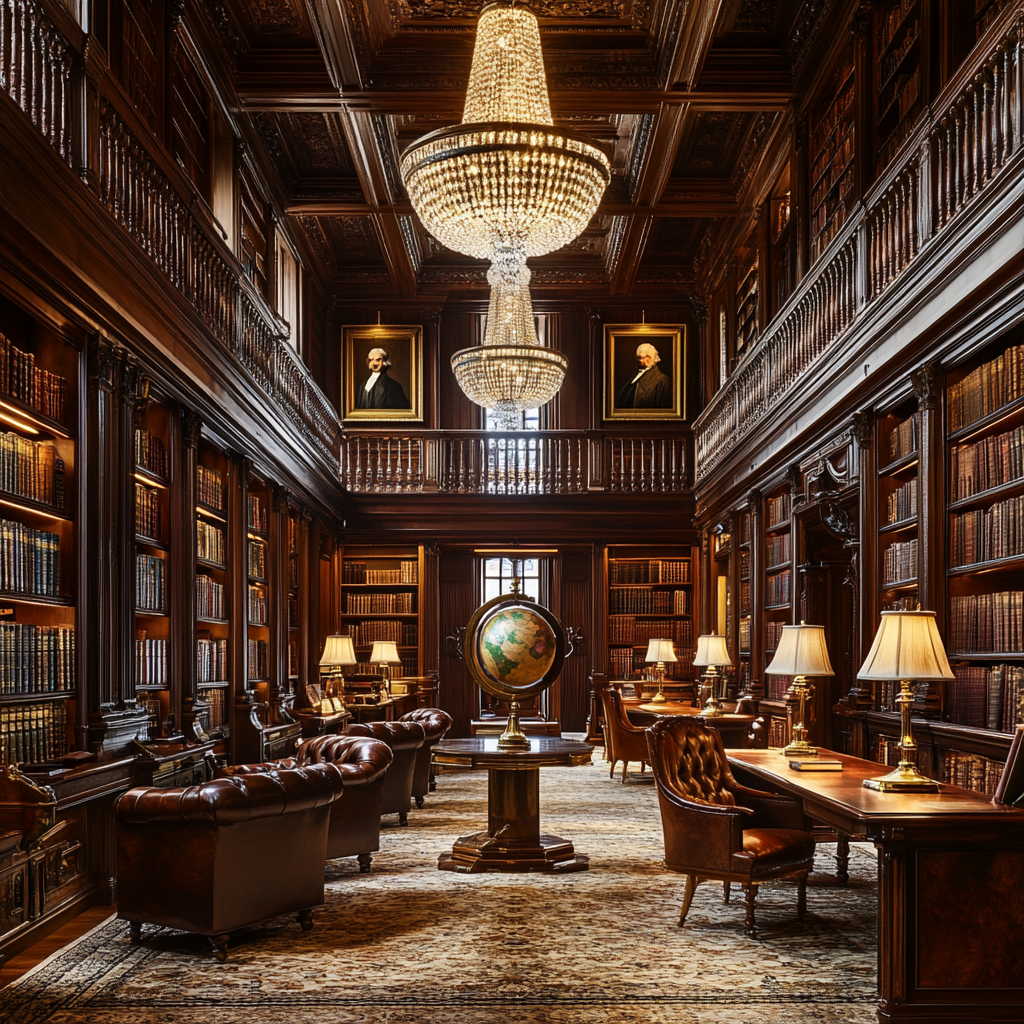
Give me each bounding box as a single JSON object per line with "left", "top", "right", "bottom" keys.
{"left": 400, "top": 2, "right": 610, "bottom": 427}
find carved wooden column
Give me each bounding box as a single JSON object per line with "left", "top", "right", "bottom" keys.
{"left": 179, "top": 410, "right": 208, "bottom": 743}
{"left": 296, "top": 507, "right": 312, "bottom": 697}
{"left": 689, "top": 295, "right": 710, "bottom": 408}
{"left": 422, "top": 542, "right": 440, "bottom": 674}
{"left": 913, "top": 366, "right": 941, "bottom": 614}
{"left": 231, "top": 456, "right": 253, "bottom": 758}
{"left": 269, "top": 486, "right": 289, "bottom": 706}
{"left": 745, "top": 490, "right": 764, "bottom": 703}
{"left": 793, "top": 115, "right": 809, "bottom": 281}
{"left": 850, "top": 410, "right": 875, "bottom": 710}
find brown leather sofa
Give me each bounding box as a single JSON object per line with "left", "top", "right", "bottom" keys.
{"left": 398, "top": 707, "right": 453, "bottom": 806}
{"left": 343, "top": 720, "right": 424, "bottom": 825}
{"left": 115, "top": 761, "right": 345, "bottom": 959}
{"left": 599, "top": 686, "right": 650, "bottom": 782}
{"left": 646, "top": 716, "right": 813, "bottom": 937}
{"left": 295, "top": 733, "right": 394, "bottom": 870}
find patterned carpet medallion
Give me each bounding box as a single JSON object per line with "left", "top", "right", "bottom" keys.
{"left": 0, "top": 756, "right": 879, "bottom": 1024}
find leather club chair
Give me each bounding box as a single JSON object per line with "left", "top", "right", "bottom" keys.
{"left": 115, "top": 760, "right": 345, "bottom": 960}
{"left": 398, "top": 707, "right": 453, "bottom": 806}
{"left": 343, "top": 720, "right": 425, "bottom": 825}
{"left": 599, "top": 686, "right": 650, "bottom": 782}
{"left": 295, "top": 733, "right": 394, "bottom": 871}
{"left": 646, "top": 716, "right": 813, "bottom": 938}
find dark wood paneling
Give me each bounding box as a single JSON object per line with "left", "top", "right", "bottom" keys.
{"left": 558, "top": 550, "right": 592, "bottom": 733}
{"left": 438, "top": 550, "right": 478, "bottom": 736}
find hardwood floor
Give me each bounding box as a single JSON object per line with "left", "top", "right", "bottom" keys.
{"left": 0, "top": 907, "right": 115, "bottom": 989}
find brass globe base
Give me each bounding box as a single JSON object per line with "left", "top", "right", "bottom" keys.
{"left": 863, "top": 762, "right": 939, "bottom": 792}
{"left": 783, "top": 740, "right": 818, "bottom": 757}
{"left": 498, "top": 701, "right": 531, "bottom": 749}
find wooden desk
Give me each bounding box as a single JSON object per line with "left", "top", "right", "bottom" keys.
{"left": 624, "top": 699, "right": 755, "bottom": 749}
{"left": 433, "top": 737, "right": 592, "bottom": 873}
{"left": 728, "top": 748, "right": 1024, "bottom": 1024}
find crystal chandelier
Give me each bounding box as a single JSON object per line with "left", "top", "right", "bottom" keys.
{"left": 400, "top": 2, "right": 610, "bottom": 429}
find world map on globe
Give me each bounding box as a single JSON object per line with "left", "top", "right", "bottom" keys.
{"left": 476, "top": 606, "right": 557, "bottom": 689}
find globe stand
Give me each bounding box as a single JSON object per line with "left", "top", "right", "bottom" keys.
{"left": 498, "top": 700, "right": 530, "bottom": 749}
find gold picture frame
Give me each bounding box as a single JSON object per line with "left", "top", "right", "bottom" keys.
{"left": 343, "top": 325, "right": 423, "bottom": 422}
{"left": 603, "top": 324, "right": 686, "bottom": 421}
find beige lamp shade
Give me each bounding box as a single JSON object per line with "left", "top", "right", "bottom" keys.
{"left": 765, "top": 623, "right": 835, "bottom": 677}
{"left": 644, "top": 638, "right": 677, "bottom": 664}
{"left": 370, "top": 640, "right": 402, "bottom": 666}
{"left": 320, "top": 634, "right": 357, "bottom": 667}
{"left": 858, "top": 610, "right": 954, "bottom": 681}
{"left": 693, "top": 634, "right": 733, "bottom": 668}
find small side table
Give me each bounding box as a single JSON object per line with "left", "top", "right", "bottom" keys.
{"left": 433, "top": 736, "right": 592, "bottom": 873}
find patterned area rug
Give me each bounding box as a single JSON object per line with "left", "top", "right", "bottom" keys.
{"left": 0, "top": 754, "right": 878, "bottom": 1024}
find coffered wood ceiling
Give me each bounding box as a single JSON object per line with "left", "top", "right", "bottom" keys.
{"left": 213, "top": 0, "right": 836, "bottom": 299}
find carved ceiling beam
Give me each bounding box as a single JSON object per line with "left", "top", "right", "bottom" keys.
{"left": 669, "top": 0, "right": 728, "bottom": 90}
{"left": 304, "top": 0, "right": 363, "bottom": 91}
{"left": 373, "top": 213, "right": 419, "bottom": 295}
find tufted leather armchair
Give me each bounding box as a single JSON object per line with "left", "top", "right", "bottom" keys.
{"left": 599, "top": 686, "right": 650, "bottom": 782}
{"left": 646, "top": 717, "right": 813, "bottom": 937}
{"left": 399, "top": 707, "right": 453, "bottom": 806}
{"left": 343, "top": 720, "right": 425, "bottom": 825}
{"left": 294, "top": 734, "right": 394, "bottom": 870}
{"left": 115, "top": 760, "right": 345, "bottom": 959}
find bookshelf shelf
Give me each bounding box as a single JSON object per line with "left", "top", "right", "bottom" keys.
{"left": 0, "top": 591, "right": 74, "bottom": 607}
{"left": 948, "top": 478, "right": 1024, "bottom": 512}
{"left": 0, "top": 691, "right": 73, "bottom": 705}
{"left": 764, "top": 602, "right": 791, "bottom": 611}
{"left": 764, "top": 520, "right": 790, "bottom": 534}
{"left": 0, "top": 492, "right": 70, "bottom": 521}
{"left": 881, "top": 577, "right": 918, "bottom": 590}
{"left": 947, "top": 393, "right": 1024, "bottom": 444}
{"left": 196, "top": 556, "right": 226, "bottom": 571}
{"left": 133, "top": 466, "right": 169, "bottom": 488}
{"left": 948, "top": 555, "right": 1024, "bottom": 576}
{"left": 197, "top": 680, "right": 230, "bottom": 689}
{"left": 196, "top": 502, "right": 226, "bottom": 522}
{"left": 136, "top": 534, "right": 169, "bottom": 550}
{"left": 878, "top": 452, "right": 919, "bottom": 476}
{"left": 879, "top": 517, "right": 918, "bottom": 535}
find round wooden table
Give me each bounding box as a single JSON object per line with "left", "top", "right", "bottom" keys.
{"left": 433, "top": 736, "right": 593, "bottom": 873}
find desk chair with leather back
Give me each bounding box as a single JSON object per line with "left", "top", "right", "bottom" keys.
{"left": 398, "top": 707, "right": 453, "bottom": 806}
{"left": 599, "top": 686, "right": 649, "bottom": 782}
{"left": 646, "top": 716, "right": 814, "bottom": 937}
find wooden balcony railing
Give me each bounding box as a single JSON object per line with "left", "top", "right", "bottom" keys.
{"left": 341, "top": 431, "right": 692, "bottom": 496}
{"left": 694, "top": 9, "right": 1023, "bottom": 484}
{"left": 3, "top": 0, "right": 342, "bottom": 473}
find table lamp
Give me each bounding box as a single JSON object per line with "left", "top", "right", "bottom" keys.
{"left": 370, "top": 639, "right": 402, "bottom": 698}
{"left": 857, "top": 610, "right": 954, "bottom": 792}
{"left": 644, "top": 638, "right": 677, "bottom": 705}
{"left": 765, "top": 622, "right": 834, "bottom": 756}
{"left": 692, "top": 634, "right": 732, "bottom": 718}
{"left": 319, "top": 634, "right": 357, "bottom": 710}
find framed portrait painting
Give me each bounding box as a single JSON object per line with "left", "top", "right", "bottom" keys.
{"left": 342, "top": 325, "right": 423, "bottom": 422}
{"left": 604, "top": 324, "right": 686, "bottom": 421}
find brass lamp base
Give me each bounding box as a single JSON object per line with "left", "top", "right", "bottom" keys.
{"left": 783, "top": 740, "right": 818, "bottom": 757}
{"left": 862, "top": 762, "right": 939, "bottom": 793}
{"left": 700, "top": 667, "right": 723, "bottom": 718}
{"left": 498, "top": 701, "right": 531, "bottom": 749}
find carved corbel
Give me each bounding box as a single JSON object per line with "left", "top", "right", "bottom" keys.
{"left": 746, "top": 488, "right": 762, "bottom": 517}
{"left": 89, "top": 337, "right": 119, "bottom": 393}
{"left": 911, "top": 364, "right": 939, "bottom": 410}
{"left": 182, "top": 409, "right": 201, "bottom": 449}
{"left": 850, "top": 2, "right": 873, "bottom": 39}
{"left": 851, "top": 410, "right": 873, "bottom": 448}
{"left": 166, "top": 0, "right": 186, "bottom": 31}
{"left": 785, "top": 463, "right": 803, "bottom": 504}
{"left": 688, "top": 295, "right": 709, "bottom": 329}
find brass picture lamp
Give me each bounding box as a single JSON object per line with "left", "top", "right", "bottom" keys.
{"left": 857, "top": 610, "right": 954, "bottom": 792}
{"left": 370, "top": 640, "right": 402, "bottom": 699}
{"left": 319, "top": 634, "right": 357, "bottom": 710}
{"left": 764, "top": 622, "right": 834, "bottom": 757}
{"left": 643, "top": 638, "right": 677, "bottom": 705}
{"left": 692, "top": 634, "right": 732, "bottom": 718}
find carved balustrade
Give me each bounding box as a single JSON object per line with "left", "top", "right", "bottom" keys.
{"left": 695, "top": 10, "right": 1023, "bottom": 485}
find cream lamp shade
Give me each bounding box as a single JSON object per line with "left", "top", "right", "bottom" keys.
{"left": 320, "top": 634, "right": 357, "bottom": 668}
{"left": 857, "top": 610, "right": 954, "bottom": 681}
{"left": 692, "top": 634, "right": 732, "bottom": 668}
{"left": 765, "top": 623, "right": 835, "bottom": 677}
{"left": 370, "top": 640, "right": 402, "bottom": 666}
{"left": 644, "top": 639, "right": 677, "bottom": 664}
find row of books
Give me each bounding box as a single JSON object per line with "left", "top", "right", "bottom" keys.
{"left": 766, "top": 715, "right": 789, "bottom": 746}
{"left": 950, "top": 422, "right": 1024, "bottom": 501}
{"left": 765, "top": 674, "right": 792, "bottom": 701}
{"left": 135, "top": 635, "right": 168, "bottom": 687}
{"left": 608, "top": 647, "right": 696, "bottom": 680}
{"left": 766, "top": 533, "right": 790, "bottom": 568}
{"left": 201, "top": 686, "right": 228, "bottom": 732}
{"left": 197, "top": 636, "right": 228, "bottom": 683}
{"left": 608, "top": 559, "right": 691, "bottom": 585}
{"left": 609, "top": 587, "right": 693, "bottom": 614}
{"left": 942, "top": 749, "right": 1004, "bottom": 796}
{"left": 248, "top": 584, "right": 267, "bottom": 625}
{"left": 0, "top": 333, "right": 66, "bottom": 423}
{"left": 0, "top": 624, "right": 75, "bottom": 694}
{"left": 197, "top": 521, "right": 225, "bottom": 565}
{"left": 345, "top": 592, "right": 415, "bottom": 614}
{"left": 947, "top": 343, "right": 1024, "bottom": 432}
{"left": 877, "top": 0, "right": 917, "bottom": 53}
{"left": 607, "top": 617, "right": 692, "bottom": 647}
{"left": 739, "top": 615, "right": 751, "bottom": 651}
{"left": 248, "top": 494, "right": 267, "bottom": 533}
{"left": 883, "top": 593, "right": 918, "bottom": 611}
{"left": 767, "top": 493, "right": 790, "bottom": 527}
{"left": 136, "top": 554, "right": 165, "bottom": 612}
{"left": 949, "top": 493, "right": 1024, "bottom": 566}
{"left": 883, "top": 537, "right": 917, "bottom": 585}
{"left": 950, "top": 662, "right": 1023, "bottom": 732}
{"left": 0, "top": 698, "right": 67, "bottom": 764}
{"left": 887, "top": 415, "right": 917, "bottom": 462}
{"left": 135, "top": 428, "right": 168, "bottom": 478}
{"left": 249, "top": 540, "right": 266, "bottom": 579}
{"left": 879, "top": 17, "right": 918, "bottom": 86}
{"left": 136, "top": 482, "right": 161, "bottom": 540}
{"left": 810, "top": 54, "right": 854, "bottom": 165}
{"left": 0, "top": 518, "right": 60, "bottom": 596}
{"left": 949, "top": 591, "right": 1024, "bottom": 652}
{"left": 196, "top": 465, "right": 224, "bottom": 510}
{"left": 247, "top": 638, "right": 268, "bottom": 680}
{"left": 196, "top": 575, "right": 225, "bottom": 620}
{"left": 766, "top": 619, "right": 785, "bottom": 652}
{"left": 288, "top": 596, "right": 299, "bottom": 629}
{"left": 765, "top": 569, "right": 791, "bottom": 607}
{"left": 810, "top": 120, "right": 853, "bottom": 205}
{"left": 347, "top": 621, "right": 417, "bottom": 646}
{"left": 0, "top": 431, "right": 65, "bottom": 507}
{"left": 740, "top": 581, "right": 751, "bottom": 614}
{"left": 886, "top": 477, "right": 918, "bottom": 523}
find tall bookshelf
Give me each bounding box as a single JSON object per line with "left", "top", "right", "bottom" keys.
{"left": 340, "top": 545, "right": 423, "bottom": 679}
{"left": 245, "top": 472, "right": 271, "bottom": 698}
{"left": 874, "top": 0, "right": 925, "bottom": 174}
{"left": 0, "top": 301, "right": 78, "bottom": 767}
{"left": 286, "top": 504, "right": 304, "bottom": 696}
{"left": 736, "top": 511, "right": 752, "bottom": 698}
{"left": 604, "top": 545, "right": 696, "bottom": 692}
{"left": 134, "top": 396, "right": 173, "bottom": 739}
{"left": 809, "top": 41, "right": 855, "bottom": 261}
{"left": 761, "top": 486, "right": 793, "bottom": 746}
{"left": 735, "top": 254, "right": 758, "bottom": 360}
{"left": 877, "top": 400, "right": 920, "bottom": 618}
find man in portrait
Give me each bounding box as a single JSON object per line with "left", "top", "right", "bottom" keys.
{"left": 617, "top": 342, "right": 672, "bottom": 409}
{"left": 355, "top": 347, "right": 410, "bottom": 410}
